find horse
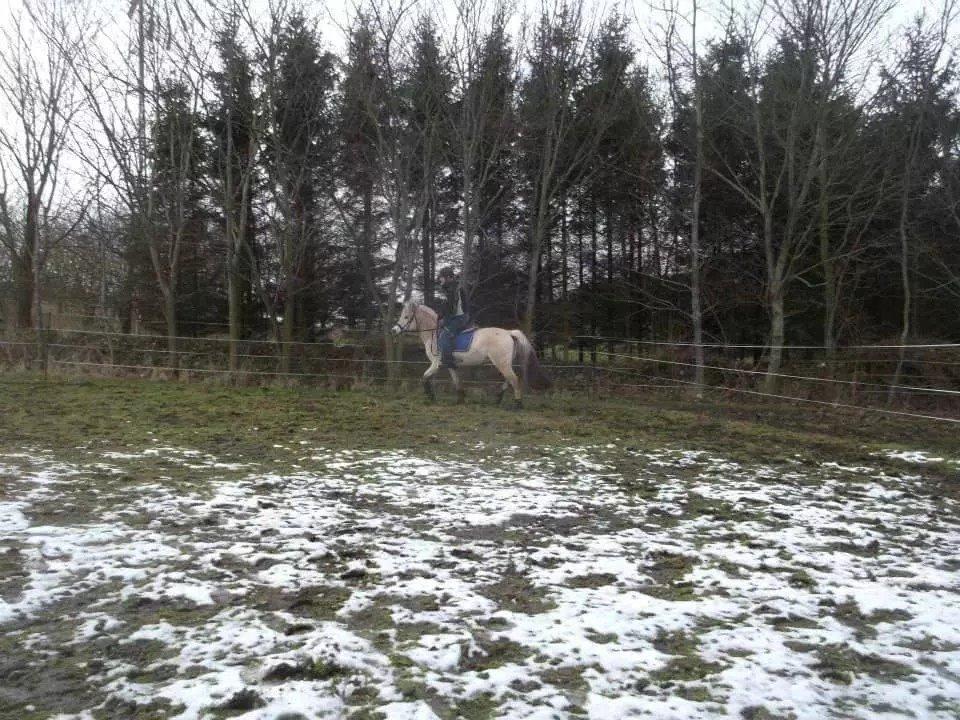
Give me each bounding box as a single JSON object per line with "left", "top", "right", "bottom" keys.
{"left": 391, "top": 300, "right": 551, "bottom": 407}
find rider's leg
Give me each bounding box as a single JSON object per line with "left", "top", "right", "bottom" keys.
{"left": 440, "top": 317, "right": 463, "bottom": 369}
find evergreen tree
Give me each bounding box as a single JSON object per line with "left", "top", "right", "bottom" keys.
{"left": 406, "top": 17, "right": 455, "bottom": 307}
{"left": 267, "top": 13, "right": 336, "bottom": 364}
{"left": 209, "top": 15, "right": 259, "bottom": 365}
{"left": 339, "top": 14, "right": 384, "bottom": 329}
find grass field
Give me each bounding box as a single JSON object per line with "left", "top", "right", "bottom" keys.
{"left": 1, "top": 375, "right": 959, "bottom": 719}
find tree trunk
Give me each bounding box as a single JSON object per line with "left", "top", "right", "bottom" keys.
{"left": 544, "top": 214, "right": 552, "bottom": 303}
{"left": 819, "top": 174, "right": 837, "bottom": 366}
{"left": 30, "top": 210, "right": 46, "bottom": 373}
{"left": 605, "top": 204, "right": 614, "bottom": 285}
{"left": 13, "top": 250, "right": 33, "bottom": 329}
{"left": 280, "top": 220, "right": 296, "bottom": 373}
{"left": 225, "top": 110, "right": 240, "bottom": 373}
{"left": 422, "top": 205, "right": 434, "bottom": 306}
{"left": 590, "top": 201, "right": 598, "bottom": 286}
{"left": 689, "top": 2, "right": 705, "bottom": 393}
{"left": 228, "top": 242, "right": 241, "bottom": 372}
{"left": 164, "top": 289, "right": 178, "bottom": 374}
{"left": 561, "top": 195, "right": 569, "bottom": 300}
{"left": 590, "top": 200, "right": 598, "bottom": 353}
{"left": 690, "top": 159, "right": 705, "bottom": 392}
{"left": 461, "top": 176, "right": 474, "bottom": 291}
{"left": 816, "top": 125, "right": 837, "bottom": 367}
{"left": 523, "top": 211, "right": 547, "bottom": 334}
{"left": 282, "top": 287, "right": 295, "bottom": 374}
{"left": 360, "top": 184, "right": 377, "bottom": 331}
{"left": 889, "top": 157, "right": 914, "bottom": 403}
{"left": 765, "top": 279, "right": 785, "bottom": 394}
{"left": 576, "top": 202, "right": 584, "bottom": 361}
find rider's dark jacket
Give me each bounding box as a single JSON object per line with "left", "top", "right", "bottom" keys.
{"left": 439, "top": 279, "right": 469, "bottom": 324}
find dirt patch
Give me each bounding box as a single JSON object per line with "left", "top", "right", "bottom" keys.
{"left": 813, "top": 644, "right": 915, "bottom": 684}
{"left": 479, "top": 569, "right": 556, "bottom": 614}
{"left": 639, "top": 550, "right": 697, "bottom": 600}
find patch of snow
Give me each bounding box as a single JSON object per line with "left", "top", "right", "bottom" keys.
{"left": 2, "top": 444, "right": 959, "bottom": 719}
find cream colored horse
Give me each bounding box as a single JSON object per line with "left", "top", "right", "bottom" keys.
{"left": 391, "top": 300, "right": 550, "bottom": 407}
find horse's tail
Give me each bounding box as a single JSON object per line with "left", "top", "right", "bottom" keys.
{"left": 510, "top": 330, "right": 552, "bottom": 391}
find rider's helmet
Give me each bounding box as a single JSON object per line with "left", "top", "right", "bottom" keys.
{"left": 438, "top": 266, "right": 455, "bottom": 286}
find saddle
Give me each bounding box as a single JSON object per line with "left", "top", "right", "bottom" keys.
{"left": 450, "top": 326, "right": 478, "bottom": 353}
{"left": 441, "top": 323, "right": 479, "bottom": 352}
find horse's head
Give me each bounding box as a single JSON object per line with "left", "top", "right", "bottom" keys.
{"left": 392, "top": 300, "right": 418, "bottom": 335}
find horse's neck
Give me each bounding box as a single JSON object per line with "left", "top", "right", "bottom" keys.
{"left": 417, "top": 306, "right": 438, "bottom": 343}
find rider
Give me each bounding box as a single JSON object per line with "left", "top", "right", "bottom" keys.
{"left": 437, "top": 266, "right": 470, "bottom": 368}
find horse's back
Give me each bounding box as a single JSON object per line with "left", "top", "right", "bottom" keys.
{"left": 455, "top": 326, "right": 515, "bottom": 363}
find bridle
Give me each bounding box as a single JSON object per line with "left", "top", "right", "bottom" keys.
{"left": 397, "top": 303, "right": 437, "bottom": 333}
{"left": 395, "top": 303, "right": 439, "bottom": 334}
{"left": 396, "top": 303, "right": 420, "bottom": 333}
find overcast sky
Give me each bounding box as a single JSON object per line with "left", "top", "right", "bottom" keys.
{"left": 2, "top": 0, "right": 949, "bottom": 73}
{"left": 66, "top": 0, "right": 953, "bottom": 56}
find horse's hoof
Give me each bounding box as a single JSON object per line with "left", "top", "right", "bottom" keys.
{"left": 456, "top": 391, "right": 466, "bottom": 405}
{"left": 512, "top": 399, "right": 522, "bottom": 411}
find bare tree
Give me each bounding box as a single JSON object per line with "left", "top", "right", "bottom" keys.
{"left": 657, "top": 0, "right": 706, "bottom": 392}
{"left": 208, "top": 6, "right": 261, "bottom": 371}
{"left": 243, "top": 2, "right": 338, "bottom": 371}
{"left": 0, "top": 0, "right": 92, "bottom": 332}
{"left": 446, "top": 0, "right": 521, "bottom": 297}
{"left": 62, "top": 0, "right": 211, "bottom": 360}
{"left": 518, "top": 0, "right": 614, "bottom": 334}
{"left": 887, "top": 2, "right": 957, "bottom": 400}
{"left": 712, "top": 0, "right": 893, "bottom": 391}
{"left": 365, "top": 0, "right": 433, "bottom": 376}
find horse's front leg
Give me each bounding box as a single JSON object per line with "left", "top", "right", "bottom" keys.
{"left": 422, "top": 361, "right": 440, "bottom": 402}
{"left": 449, "top": 368, "right": 465, "bottom": 404}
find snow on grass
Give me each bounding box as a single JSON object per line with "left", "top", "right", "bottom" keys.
{"left": 879, "top": 449, "right": 957, "bottom": 465}
{"left": 1, "top": 445, "right": 959, "bottom": 719}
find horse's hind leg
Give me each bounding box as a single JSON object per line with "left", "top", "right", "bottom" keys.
{"left": 492, "top": 355, "right": 522, "bottom": 409}
{"left": 449, "top": 368, "right": 465, "bottom": 404}
{"left": 508, "top": 371, "right": 522, "bottom": 409}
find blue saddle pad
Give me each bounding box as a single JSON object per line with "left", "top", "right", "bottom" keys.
{"left": 452, "top": 328, "right": 477, "bottom": 353}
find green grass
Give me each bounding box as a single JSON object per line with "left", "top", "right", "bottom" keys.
{"left": 813, "top": 644, "right": 915, "bottom": 685}
{"left": 0, "top": 373, "right": 956, "bottom": 477}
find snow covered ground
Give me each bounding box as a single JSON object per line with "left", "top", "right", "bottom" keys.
{"left": 1, "top": 443, "right": 959, "bottom": 719}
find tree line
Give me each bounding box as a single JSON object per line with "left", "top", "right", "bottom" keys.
{"left": 0, "top": 0, "right": 958, "bottom": 388}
